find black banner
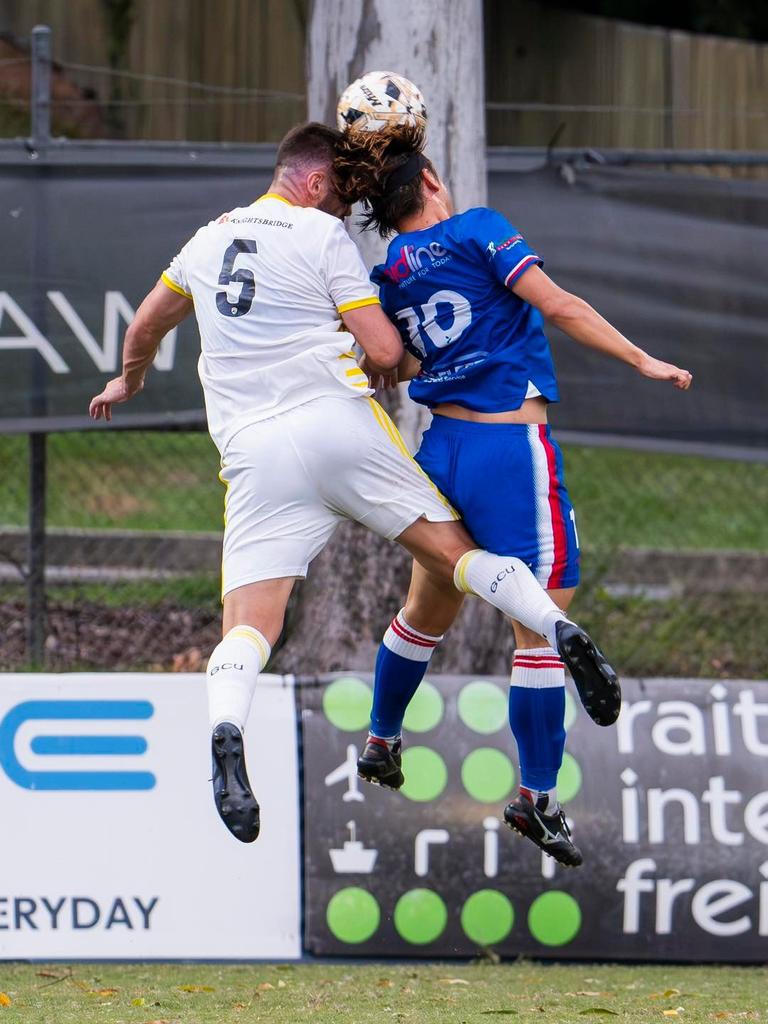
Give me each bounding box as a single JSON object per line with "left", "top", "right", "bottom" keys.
{"left": 0, "top": 162, "right": 271, "bottom": 431}
{"left": 2, "top": 149, "right": 767, "bottom": 447}
{"left": 299, "top": 674, "right": 768, "bottom": 961}
{"left": 490, "top": 164, "right": 768, "bottom": 449}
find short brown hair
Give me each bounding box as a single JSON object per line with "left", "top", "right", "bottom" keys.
{"left": 275, "top": 122, "right": 342, "bottom": 172}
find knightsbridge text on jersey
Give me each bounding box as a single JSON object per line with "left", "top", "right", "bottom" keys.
{"left": 382, "top": 241, "right": 450, "bottom": 283}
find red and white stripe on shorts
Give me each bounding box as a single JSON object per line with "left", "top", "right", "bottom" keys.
{"left": 511, "top": 647, "right": 565, "bottom": 689}
{"left": 527, "top": 423, "right": 569, "bottom": 590}
{"left": 383, "top": 610, "right": 443, "bottom": 663}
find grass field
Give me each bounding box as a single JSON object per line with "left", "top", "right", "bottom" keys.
{"left": 0, "top": 432, "right": 766, "bottom": 550}
{"left": 0, "top": 961, "right": 764, "bottom": 1024}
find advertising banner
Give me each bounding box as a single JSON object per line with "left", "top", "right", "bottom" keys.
{"left": 0, "top": 163, "right": 271, "bottom": 431}
{"left": 0, "top": 673, "right": 301, "bottom": 959}
{"left": 299, "top": 674, "right": 768, "bottom": 961}
{"left": 1, "top": 146, "right": 766, "bottom": 449}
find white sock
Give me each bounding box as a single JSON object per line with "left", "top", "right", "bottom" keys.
{"left": 454, "top": 550, "right": 567, "bottom": 649}
{"left": 206, "top": 625, "right": 271, "bottom": 733}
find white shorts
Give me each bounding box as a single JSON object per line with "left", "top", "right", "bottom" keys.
{"left": 219, "top": 395, "right": 458, "bottom": 597}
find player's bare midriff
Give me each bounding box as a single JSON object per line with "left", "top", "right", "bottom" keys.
{"left": 433, "top": 396, "right": 549, "bottom": 424}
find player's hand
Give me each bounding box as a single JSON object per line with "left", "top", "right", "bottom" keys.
{"left": 89, "top": 376, "right": 143, "bottom": 421}
{"left": 636, "top": 355, "right": 692, "bottom": 390}
{"left": 358, "top": 356, "right": 398, "bottom": 391}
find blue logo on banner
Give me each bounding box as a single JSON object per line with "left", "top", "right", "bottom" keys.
{"left": 0, "top": 700, "right": 156, "bottom": 791}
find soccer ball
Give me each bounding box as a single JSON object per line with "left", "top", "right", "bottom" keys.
{"left": 336, "top": 71, "right": 427, "bottom": 133}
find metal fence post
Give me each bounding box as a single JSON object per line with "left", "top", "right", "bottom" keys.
{"left": 27, "top": 25, "right": 52, "bottom": 666}
{"left": 30, "top": 25, "right": 52, "bottom": 147}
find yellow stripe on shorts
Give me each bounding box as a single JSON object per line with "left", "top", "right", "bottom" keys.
{"left": 367, "top": 398, "right": 458, "bottom": 518}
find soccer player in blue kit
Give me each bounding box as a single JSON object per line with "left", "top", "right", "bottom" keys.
{"left": 334, "top": 128, "right": 692, "bottom": 866}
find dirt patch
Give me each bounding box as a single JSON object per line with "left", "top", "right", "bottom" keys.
{"left": 0, "top": 599, "right": 220, "bottom": 671}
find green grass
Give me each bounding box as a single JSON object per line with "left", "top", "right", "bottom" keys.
{"left": 0, "top": 574, "right": 222, "bottom": 610}
{"left": 0, "top": 961, "right": 764, "bottom": 1023}
{"left": 0, "top": 432, "right": 223, "bottom": 533}
{"left": 562, "top": 445, "right": 768, "bottom": 551}
{"left": 569, "top": 588, "right": 767, "bottom": 678}
{"left": 0, "top": 433, "right": 766, "bottom": 550}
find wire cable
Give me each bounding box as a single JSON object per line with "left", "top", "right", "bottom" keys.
{"left": 57, "top": 60, "right": 304, "bottom": 101}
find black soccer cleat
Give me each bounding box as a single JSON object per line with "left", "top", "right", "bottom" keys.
{"left": 211, "top": 722, "right": 260, "bottom": 843}
{"left": 555, "top": 619, "right": 621, "bottom": 727}
{"left": 357, "top": 736, "right": 404, "bottom": 791}
{"left": 504, "top": 791, "right": 583, "bottom": 867}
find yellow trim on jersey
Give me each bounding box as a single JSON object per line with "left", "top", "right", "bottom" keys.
{"left": 337, "top": 296, "right": 381, "bottom": 315}
{"left": 160, "top": 272, "right": 192, "bottom": 300}
{"left": 346, "top": 366, "right": 370, "bottom": 389}
{"left": 226, "top": 626, "right": 271, "bottom": 665}
{"left": 366, "top": 398, "right": 459, "bottom": 518}
{"left": 338, "top": 350, "right": 356, "bottom": 360}
{"left": 255, "top": 192, "right": 293, "bottom": 206}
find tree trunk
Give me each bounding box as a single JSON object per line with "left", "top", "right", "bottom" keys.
{"left": 272, "top": 0, "right": 499, "bottom": 676}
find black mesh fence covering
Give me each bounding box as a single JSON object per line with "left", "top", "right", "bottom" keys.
{"left": 489, "top": 161, "right": 768, "bottom": 449}
{"left": 0, "top": 145, "right": 766, "bottom": 451}
{"left": 0, "top": 144, "right": 767, "bottom": 675}
{"left": 1, "top": 429, "right": 766, "bottom": 677}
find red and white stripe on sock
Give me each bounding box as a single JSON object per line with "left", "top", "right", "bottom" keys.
{"left": 383, "top": 609, "right": 443, "bottom": 663}
{"left": 511, "top": 647, "right": 565, "bottom": 689}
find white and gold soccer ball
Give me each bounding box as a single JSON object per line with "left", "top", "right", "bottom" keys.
{"left": 336, "top": 71, "right": 427, "bottom": 133}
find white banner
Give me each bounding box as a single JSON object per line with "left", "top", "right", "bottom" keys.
{"left": 0, "top": 673, "right": 301, "bottom": 959}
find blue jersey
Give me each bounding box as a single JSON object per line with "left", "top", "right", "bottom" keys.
{"left": 371, "top": 207, "right": 559, "bottom": 412}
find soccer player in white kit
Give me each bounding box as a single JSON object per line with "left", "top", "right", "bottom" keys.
{"left": 90, "top": 124, "right": 619, "bottom": 843}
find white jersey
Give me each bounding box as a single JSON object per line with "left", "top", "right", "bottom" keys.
{"left": 162, "top": 193, "right": 379, "bottom": 454}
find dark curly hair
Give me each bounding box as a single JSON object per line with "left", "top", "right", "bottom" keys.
{"left": 333, "top": 124, "right": 435, "bottom": 238}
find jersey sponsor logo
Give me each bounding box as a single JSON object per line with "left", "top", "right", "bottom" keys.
{"left": 486, "top": 235, "right": 523, "bottom": 260}
{"left": 383, "top": 241, "right": 449, "bottom": 283}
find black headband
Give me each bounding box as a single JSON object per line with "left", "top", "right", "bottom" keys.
{"left": 384, "top": 152, "right": 427, "bottom": 193}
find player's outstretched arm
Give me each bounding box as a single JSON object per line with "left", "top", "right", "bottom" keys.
{"left": 512, "top": 266, "right": 692, "bottom": 390}
{"left": 89, "top": 281, "right": 193, "bottom": 421}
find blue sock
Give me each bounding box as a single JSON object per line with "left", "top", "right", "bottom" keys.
{"left": 508, "top": 647, "right": 566, "bottom": 799}
{"left": 369, "top": 610, "right": 442, "bottom": 742}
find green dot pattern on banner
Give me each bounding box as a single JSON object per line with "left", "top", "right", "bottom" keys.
{"left": 461, "top": 889, "right": 514, "bottom": 946}
{"left": 400, "top": 746, "right": 448, "bottom": 802}
{"left": 394, "top": 889, "right": 448, "bottom": 945}
{"left": 403, "top": 680, "right": 444, "bottom": 733}
{"left": 322, "top": 676, "right": 372, "bottom": 732}
{"left": 326, "top": 887, "right": 380, "bottom": 944}
{"left": 564, "top": 691, "right": 577, "bottom": 730}
{"left": 557, "top": 752, "right": 582, "bottom": 803}
{"left": 528, "top": 891, "right": 581, "bottom": 946}
{"left": 461, "top": 747, "right": 515, "bottom": 803}
{"left": 457, "top": 680, "right": 508, "bottom": 734}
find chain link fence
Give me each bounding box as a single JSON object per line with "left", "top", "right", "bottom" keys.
{"left": 1, "top": 428, "right": 766, "bottom": 678}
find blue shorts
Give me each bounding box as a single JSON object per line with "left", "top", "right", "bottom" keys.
{"left": 415, "top": 416, "right": 580, "bottom": 589}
